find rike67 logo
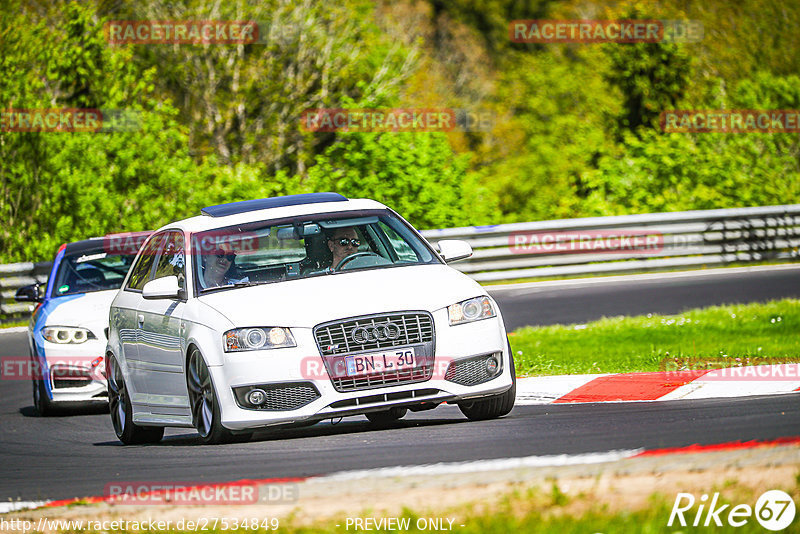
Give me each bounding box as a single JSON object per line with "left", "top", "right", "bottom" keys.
{"left": 669, "top": 490, "right": 796, "bottom": 531}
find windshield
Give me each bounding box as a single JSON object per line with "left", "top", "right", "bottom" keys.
{"left": 192, "top": 210, "right": 440, "bottom": 294}
{"left": 51, "top": 249, "right": 137, "bottom": 297}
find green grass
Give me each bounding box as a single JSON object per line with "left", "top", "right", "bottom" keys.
{"left": 0, "top": 319, "right": 28, "bottom": 328}
{"left": 509, "top": 299, "right": 800, "bottom": 376}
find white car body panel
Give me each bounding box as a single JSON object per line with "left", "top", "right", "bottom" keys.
{"left": 33, "top": 290, "right": 116, "bottom": 402}
{"left": 197, "top": 264, "right": 484, "bottom": 328}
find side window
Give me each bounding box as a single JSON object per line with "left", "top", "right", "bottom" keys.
{"left": 126, "top": 234, "right": 164, "bottom": 290}
{"left": 379, "top": 222, "right": 418, "bottom": 262}
{"left": 152, "top": 231, "right": 186, "bottom": 290}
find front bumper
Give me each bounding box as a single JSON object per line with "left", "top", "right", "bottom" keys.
{"left": 37, "top": 340, "right": 108, "bottom": 403}
{"left": 211, "top": 310, "right": 512, "bottom": 430}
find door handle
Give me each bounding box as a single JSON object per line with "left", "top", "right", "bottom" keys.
{"left": 137, "top": 314, "right": 145, "bottom": 326}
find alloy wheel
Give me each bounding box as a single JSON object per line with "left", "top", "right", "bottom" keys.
{"left": 108, "top": 356, "right": 127, "bottom": 436}
{"left": 187, "top": 348, "right": 214, "bottom": 438}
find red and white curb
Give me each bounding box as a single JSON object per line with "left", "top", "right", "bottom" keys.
{"left": 310, "top": 436, "right": 800, "bottom": 483}
{"left": 312, "top": 449, "right": 641, "bottom": 481}
{"left": 516, "top": 364, "right": 800, "bottom": 405}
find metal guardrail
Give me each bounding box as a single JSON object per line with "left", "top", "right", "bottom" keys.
{"left": 0, "top": 262, "right": 52, "bottom": 322}
{"left": 420, "top": 204, "right": 800, "bottom": 282}
{"left": 2, "top": 204, "right": 799, "bottom": 323}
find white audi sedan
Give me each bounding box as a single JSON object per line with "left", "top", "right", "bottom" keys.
{"left": 106, "top": 193, "right": 515, "bottom": 444}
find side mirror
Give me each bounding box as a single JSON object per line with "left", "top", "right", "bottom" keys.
{"left": 15, "top": 283, "right": 43, "bottom": 303}
{"left": 438, "top": 240, "right": 473, "bottom": 263}
{"left": 142, "top": 276, "right": 183, "bottom": 300}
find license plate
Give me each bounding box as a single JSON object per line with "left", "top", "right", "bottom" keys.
{"left": 345, "top": 348, "right": 417, "bottom": 377}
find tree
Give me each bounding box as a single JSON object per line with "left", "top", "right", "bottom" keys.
{"left": 587, "top": 72, "right": 800, "bottom": 214}
{"left": 126, "top": 0, "right": 419, "bottom": 175}
{"left": 307, "top": 129, "right": 497, "bottom": 229}
{"left": 1, "top": 1, "right": 222, "bottom": 261}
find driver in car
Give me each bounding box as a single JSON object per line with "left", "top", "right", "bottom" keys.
{"left": 199, "top": 242, "right": 249, "bottom": 289}
{"left": 327, "top": 227, "right": 362, "bottom": 269}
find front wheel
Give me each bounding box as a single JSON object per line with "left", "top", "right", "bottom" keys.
{"left": 32, "top": 377, "right": 53, "bottom": 417}
{"left": 187, "top": 348, "right": 246, "bottom": 444}
{"left": 458, "top": 342, "right": 516, "bottom": 421}
{"left": 108, "top": 356, "right": 164, "bottom": 444}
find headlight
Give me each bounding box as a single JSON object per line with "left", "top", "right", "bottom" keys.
{"left": 224, "top": 327, "right": 296, "bottom": 352}
{"left": 448, "top": 296, "right": 496, "bottom": 326}
{"left": 42, "top": 326, "right": 96, "bottom": 344}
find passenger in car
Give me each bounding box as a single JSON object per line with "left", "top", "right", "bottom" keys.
{"left": 199, "top": 242, "right": 248, "bottom": 289}
{"left": 327, "top": 227, "right": 361, "bottom": 269}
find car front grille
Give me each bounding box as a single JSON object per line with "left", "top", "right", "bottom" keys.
{"left": 314, "top": 311, "right": 436, "bottom": 392}
{"left": 444, "top": 353, "right": 502, "bottom": 386}
{"left": 50, "top": 366, "right": 94, "bottom": 389}
{"left": 314, "top": 312, "right": 434, "bottom": 356}
{"left": 233, "top": 382, "right": 321, "bottom": 411}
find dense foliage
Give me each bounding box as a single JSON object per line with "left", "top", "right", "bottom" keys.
{"left": 1, "top": 0, "right": 798, "bottom": 261}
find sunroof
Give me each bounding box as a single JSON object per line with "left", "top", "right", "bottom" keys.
{"left": 201, "top": 193, "right": 348, "bottom": 217}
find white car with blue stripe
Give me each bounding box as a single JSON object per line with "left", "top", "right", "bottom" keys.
{"left": 15, "top": 235, "right": 147, "bottom": 415}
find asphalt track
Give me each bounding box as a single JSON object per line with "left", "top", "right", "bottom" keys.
{"left": 1, "top": 266, "right": 799, "bottom": 502}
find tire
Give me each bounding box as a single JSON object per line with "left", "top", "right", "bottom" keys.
{"left": 365, "top": 407, "right": 407, "bottom": 424}
{"left": 458, "top": 341, "right": 516, "bottom": 421}
{"left": 32, "top": 377, "right": 53, "bottom": 417}
{"left": 187, "top": 348, "right": 243, "bottom": 444}
{"left": 108, "top": 356, "right": 164, "bottom": 445}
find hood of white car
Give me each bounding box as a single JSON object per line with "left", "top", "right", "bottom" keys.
{"left": 42, "top": 290, "right": 117, "bottom": 331}
{"left": 198, "top": 264, "right": 485, "bottom": 328}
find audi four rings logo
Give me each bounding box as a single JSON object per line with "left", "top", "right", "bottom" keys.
{"left": 351, "top": 322, "right": 401, "bottom": 343}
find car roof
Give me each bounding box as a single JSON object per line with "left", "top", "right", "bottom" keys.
{"left": 156, "top": 194, "right": 390, "bottom": 234}
{"left": 201, "top": 192, "right": 349, "bottom": 217}
{"left": 60, "top": 231, "right": 154, "bottom": 257}
{"left": 62, "top": 237, "right": 117, "bottom": 256}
